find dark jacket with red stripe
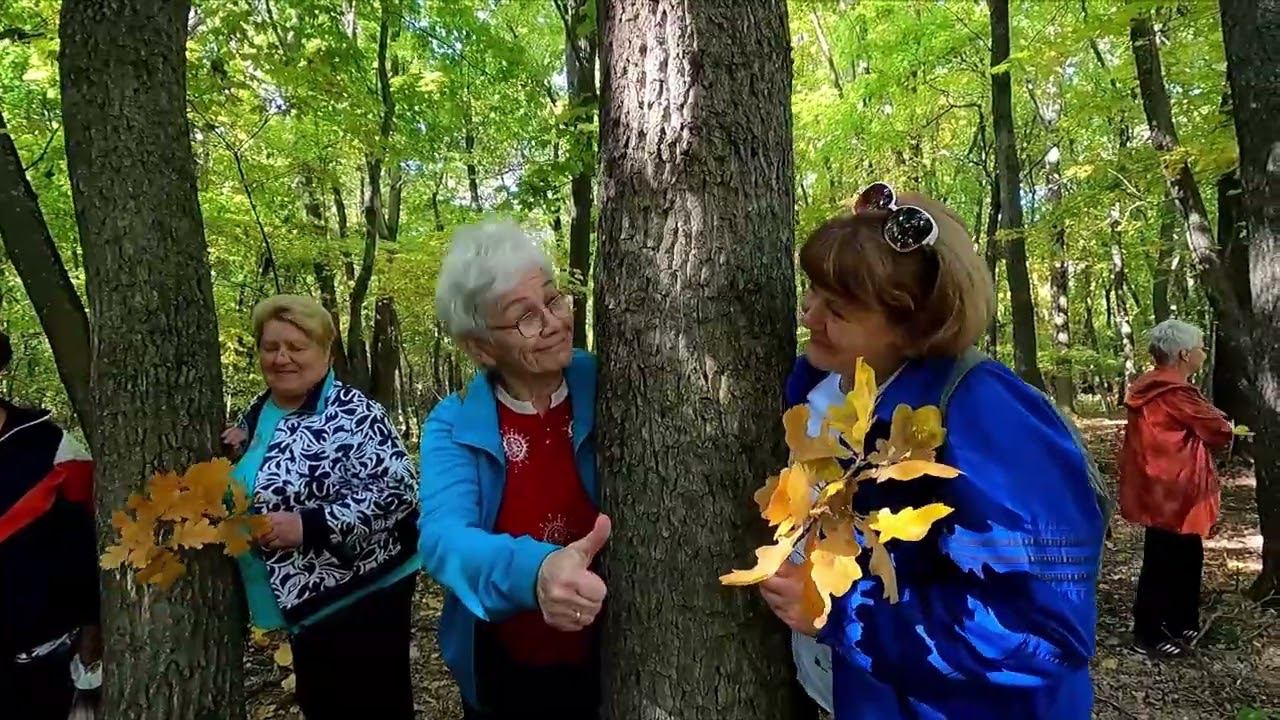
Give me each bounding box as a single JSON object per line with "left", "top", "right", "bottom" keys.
{"left": 0, "top": 401, "right": 98, "bottom": 658}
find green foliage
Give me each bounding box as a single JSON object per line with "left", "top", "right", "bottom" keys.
{"left": 0, "top": 0, "right": 1239, "bottom": 427}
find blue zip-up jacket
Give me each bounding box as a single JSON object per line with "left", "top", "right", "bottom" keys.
{"left": 418, "top": 350, "right": 598, "bottom": 708}
{"left": 786, "top": 353, "right": 1103, "bottom": 719}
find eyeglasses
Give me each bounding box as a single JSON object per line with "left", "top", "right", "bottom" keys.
{"left": 854, "top": 182, "right": 939, "bottom": 253}
{"left": 491, "top": 293, "right": 574, "bottom": 339}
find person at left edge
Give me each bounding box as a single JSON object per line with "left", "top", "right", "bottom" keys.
{"left": 0, "top": 329, "right": 100, "bottom": 720}
{"left": 221, "top": 294, "right": 420, "bottom": 720}
{"left": 419, "top": 219, "right": 608, "bottom": 720}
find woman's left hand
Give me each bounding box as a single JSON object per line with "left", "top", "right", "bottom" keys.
{"left": 259, "top": 512, "right": 305, "bottom": 549}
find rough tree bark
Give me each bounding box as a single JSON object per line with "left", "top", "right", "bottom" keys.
{"left": 555, "top": 0, "right": 598, "bottom": 349}
{"left": 0, "top": 108, "right": 94, "bottom": 436}
{"left": 595, "top": 1, "right": 799, "bottom": 718}
{"left": 59, "top": 1, "right": 242, "bottom": 717}
{"left": 985, "top": 175, "right": 1001, "bottom": 358}
{"left": 988, "top": 0, "right": 1045, "bottom": 390}
{"left": 1219, "top": 0, "right": 1280, "bottom": 599}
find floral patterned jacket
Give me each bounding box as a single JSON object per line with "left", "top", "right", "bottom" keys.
{"left": 239, "top": 373, "right": 419, "bottom": 623}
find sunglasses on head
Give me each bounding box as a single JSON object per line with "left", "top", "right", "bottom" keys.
{"left": 853, "top": 182, "right": 939, "bottom": 253}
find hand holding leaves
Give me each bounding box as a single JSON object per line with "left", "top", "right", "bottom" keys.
{"left": 723, "top": 358, "right": 961, "bottom": 629}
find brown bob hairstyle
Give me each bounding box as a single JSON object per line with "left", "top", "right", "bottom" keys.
{"left": 799, "top": 191, "right": 995, "bottom": 358}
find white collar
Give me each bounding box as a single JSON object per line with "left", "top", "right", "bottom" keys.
{"left": 495, "top": 380, "right": 569, "bottom": 415}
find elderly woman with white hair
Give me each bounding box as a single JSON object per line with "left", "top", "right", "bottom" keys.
{"left": 419, "top": 219, "right": 608, "bottom": 720}
{"left": 1119, "top": 318, "right": 1234, "bottom": 658}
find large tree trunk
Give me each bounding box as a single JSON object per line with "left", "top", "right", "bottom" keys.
{"left": 556, "top": 0, "right": 598, "bottom": 349}
{"left": 595, "top": 1, "right": 798, "bottom": 717}
{"left": 59, "top": 1, "right": 242, "bottom": 717}
{"left": 1131, "top": 14, "right": 1250, "bottom": 336}
{"left": 988, "top": 0, "right": 1045, "bottom": 390}
{"left": 1219, "top": 0, "right": 1280, "bottom": 599}
{"left": 0, "top": 108, "right": 94, "bottom": 436}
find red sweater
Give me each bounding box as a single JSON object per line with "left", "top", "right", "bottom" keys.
{"left": 491, "top": 386, "right": 597, "bottom": 666}
{"left": 1119, "top": 368, "right": 1234, "bottom": 537}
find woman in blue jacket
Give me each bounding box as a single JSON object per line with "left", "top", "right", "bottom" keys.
{"left": 761, "top": 184, "right": 1106, "bottom": 719}
{"left": 419, "top": 219, "right": 608, "bottom": 720}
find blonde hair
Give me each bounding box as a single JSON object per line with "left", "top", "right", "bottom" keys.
{"left": 799, "top": 191, "right": 994, "bottom": 358}
{"left": 251, "top": 294, "right": 337, "bottom": 349}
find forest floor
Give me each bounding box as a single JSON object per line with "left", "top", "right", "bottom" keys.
{"left": 245, "top": 417, "right": 1280, "bottom": 720}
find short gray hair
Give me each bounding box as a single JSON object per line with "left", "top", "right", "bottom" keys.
{"left": 1148, "top": 319, "right": 1203, "bottom": 365}
{"left": 435, "top": 218, "right": 554, "bottom": 338}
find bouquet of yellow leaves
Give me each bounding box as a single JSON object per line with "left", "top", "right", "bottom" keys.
{"left": 101, "top": 458, "right": 269, "bottom": 590}
{"left": 720, "top": 358, "right": 961, "bottom": 629}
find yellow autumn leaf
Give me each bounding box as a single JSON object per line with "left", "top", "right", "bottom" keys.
{"left": 149, "top": 472, "right": 184, "bottom": 518}
{"left": 753, "top": 474, "right": 781, "bottom": 518}
{"left": 250, "top": 627, "right": 273, "bottom": 649}
{"left": 720, "top": 527, "right": 804, "bottom": 586}
{"left": 281, "top": 673, "right": 297, "bottom": 694}
{"left": 170, "top": 518, "right": 220, "bottom": 549}
{"left": 184, "top": 459, "right": 233, "bottom": 519}
{"left": 761, "top": 464, "right": 816, "bottom": 529}
{"left": 218, "top": 515, "right": 268, "bottom": 557}
{"left": 273, "top": 643, "right": 294, "bottom": 667}
{"left": 863, "top": 522, "right": 899, "bottom": 603}
{"left": 827, "top": 358, "right": 876, "bottom": 452}
{"left": 807, "top": 527, "right": 863, "bottom": 629}
{"left": 797, "top": 554, "right": 828, "bottom": 628}
{"left": 783, "top": 405, "right": 852, "bottom": 463}
{"left": 875, "top": 460, "right": 962, "bottom": 482}
{"left": 807, "top": 458, "right": 845, "bottom": 483}
{"left": 136, "top": 549, "right": 186, "bottom": 590}
{"left": 100, "top": 544, "right": 129, "bottom": 570}
{"left": 871, "top": 404, "right": 946, "bottom": 464}
{"left": 871, "top": 504, "right": 955, "bottom": 543}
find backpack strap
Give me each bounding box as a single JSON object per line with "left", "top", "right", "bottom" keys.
{"left": 938, "top": 347, "right": 1115, "bottom": 537}
{"left": 939, "top": 347, "right": 989, "bottom": 420}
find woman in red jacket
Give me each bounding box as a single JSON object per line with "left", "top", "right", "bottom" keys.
{"left": 1119, "top": 319, "right": 1234, "bottom": 658}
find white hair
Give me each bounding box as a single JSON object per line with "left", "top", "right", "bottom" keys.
{"left": 435, "top": 218, "right": 554, "bottom": 338}
{"left": 1148, "top": 319, "right": 1203, "bottom": 365}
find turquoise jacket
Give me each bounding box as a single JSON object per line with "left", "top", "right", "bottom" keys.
{"left": 418, "top": 350, "right": 598, "bottom": 708}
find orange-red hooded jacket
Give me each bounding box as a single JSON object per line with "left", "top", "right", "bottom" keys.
{"left": 1118, "top": 367, "right": 1233, "bottom": 537}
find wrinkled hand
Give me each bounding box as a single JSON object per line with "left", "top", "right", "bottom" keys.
{"left": 760, "top": 561, "right": 818, "bottom": 637}
{"left": 536, "top": 514, "right": 611, "bottom": 632}
{"left": 259, "top": 511, "right": 304, "bottom": 550}
{"left": 221, "top": 426, "right": 248, "bottom": 457}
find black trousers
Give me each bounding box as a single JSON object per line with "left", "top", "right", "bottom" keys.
{"left": 1133, "top": 526, "right": 1204, "bottom": 646}
{"left": 1, "top": 645, "right": 75, "bottom": 720}
{"left": 462, "top": 629, "right": 599, "bottom": 720}
{"left": 291, "top": 574, "right": 417, "bottom": 720}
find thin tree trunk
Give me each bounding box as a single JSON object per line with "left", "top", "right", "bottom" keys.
{"left": 301, "top": 172, "right": 349, "bottom": 377}
{"left": 430, "top": 171, "right": 446, "bottom": 232}
{"left": 596, "top": 0, "right": 798, "bottom": 717}
{"left": 984, "top": 177, "right": 1001, "bottom": 358}
{"left": 59, "top": 1, "right": 241, "bottom": 717}
{"left": 1219, "top": 0, "right": 1280, "bottom": 599}
{"left": 1110, "top": 207, "right": 1137, "bottom": 392}
{"left": 988, "top": 0, "right": 1045, "bottom": 390}
{"left": 0, "top": 108, "right": 94, "bottom": 436}
{"left": 1152, "top": 197, "right": 1176, "bottom": 323}
{"left": 556, "top": 0, "right": 598, "bottom": 349}
{"left": 810, "top": 8, "right": 844, "bottom": 98}
{"left": 464, "top": 117, "right": 481, "bottom": 212}
{"left": 1131, "top": 14, "right": 1249, "bottom": 335}
{"left": 370, "top": 295, "right": 400, "bottom": 411}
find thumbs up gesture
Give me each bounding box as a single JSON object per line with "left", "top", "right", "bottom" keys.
{"left": 536, "top": 514, "right": 611, "bottom": 632}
